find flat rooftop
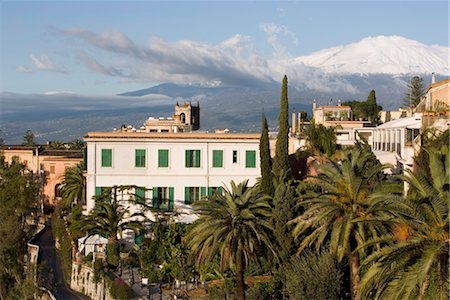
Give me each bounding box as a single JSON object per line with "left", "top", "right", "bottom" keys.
{"left": 84, "top": 132, "right": 261, "bottom": 140}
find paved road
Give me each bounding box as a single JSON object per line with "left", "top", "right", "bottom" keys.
{"left": 35, "top": 226, "right": 90, "bottom": 300}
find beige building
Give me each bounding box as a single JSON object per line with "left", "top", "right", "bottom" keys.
{"left": 0, "top": 146, "right": 83, "bottom": 207}
{"left": 311, "top": 100, "right": 368, "bottom": 128}
{"left": 422, "top": 75, "right": 450, "bottom": 112}
{"left": 119, "top": 101, "right": 200, "bottom": 133}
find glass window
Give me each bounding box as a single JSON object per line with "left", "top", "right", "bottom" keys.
{"left": 185, "top": 187, "right": 201, "bottom": 204}
{"left": 232, "top": 150, "right": 238, "bottom": 164}
{"left": 135, "top": 149, "right": 146, "bottom": 167}
{"left": 101, "top": 149, "right": 112, "bottom": 167}
{"left": 158, "top": 149, "right": 169, "bottom": 167}
{"left": 245, "top": 150, "right": 256, "bottom": 168}
{"left": 212, "top": 150, "right": 223, "bottom": 168}
{"left": 152, "top": 187, "right": 174, "bottom": 211}
{"left": 185, "top": 150, "right": 201, "bottom": 168}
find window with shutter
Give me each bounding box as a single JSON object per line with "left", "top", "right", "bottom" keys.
{"left": 186, "top": 150, "right": 201, "bottom": 168}
{"left": 212, "top": 150, "right": 223, "bottom": 168}
{"left": 158, "top": 149, "right": 169, "bottom": 167}
{"left": 135, "top": 149, "right": 146, "bottom": 167}
{"left": 101, "top": 149, "right": 112, "bottom": 167}
{"left": 245, "top": 150, "right": 256, "bottom": 168}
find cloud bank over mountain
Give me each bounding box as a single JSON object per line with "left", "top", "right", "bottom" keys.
{"left": 53, "top": 28, "right": 448, "bottom": 93}
{"left": 4, "top": 32, "right": 448, "bottom": 144}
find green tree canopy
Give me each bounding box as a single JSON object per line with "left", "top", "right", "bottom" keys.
{"left": 259, "top": 113, "right": 274, "bottom": 196}
{"left": 61, "top": 163, "right": 86, "bottom": 207}
{"left": 22, "top": 129, "right": 36, "bottom": 147}
{"left": 291, "top": 146, "right": 402, "bottom": 300}
{"left": 187, "top": 180, "right": 274, "bottom": 300}
{"left": 403, "top": 75, "right": 426, "bottom": 108}
{"left": 273, "top": 75, "right": 291, "bottom": 178}
{"left": 361, "top": 145, "right": 449, "bottom": 300}
{"left": 81, "top": 187, "right": 147, "bottom": 267}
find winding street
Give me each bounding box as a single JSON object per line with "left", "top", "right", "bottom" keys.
{"left": 35, "top": 225, "right": 90, "bottom": 300}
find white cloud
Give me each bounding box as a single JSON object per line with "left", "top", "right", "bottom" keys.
{"left": 31, "top": 54, "right": 67, "bottom": 73}
{"left": 62, "top": 28, "right": 273, "bottom": 86}
{"left": 77, "top": 51, "right": 129, "bottom": 77}
{"left": 16, "top": 65, "right": 32, "bottom": 73}
{"left": 57, "top": 27, "right": 357, "bottom": 93}
{"left": 260, "top": 23, "right": 299, "bottom": 58}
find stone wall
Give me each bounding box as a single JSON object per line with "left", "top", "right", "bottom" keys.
{"left": 70, "top": 262, "right": 111, "bottom": 300}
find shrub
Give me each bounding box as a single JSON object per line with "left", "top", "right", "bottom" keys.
{"left": 109, "top": 278, "right": 133, "bottom": 300}
{"left": 285, "top": 250, "right": 343, "bottom": 300}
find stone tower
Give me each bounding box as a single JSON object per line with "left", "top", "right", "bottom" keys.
{"left": 174, "top": 101, "right": 200, "bottom": 130}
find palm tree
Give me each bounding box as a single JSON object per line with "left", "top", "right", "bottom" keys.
{"left": 81, "top": 187, "right": 146, "bottom": 267}
{"left": 187, "top": 180, "right": 274, "bottom": 300}
{"left": 303, "top": 120, "right": 338, "bottom": 158}
{"left": 61, "top": 163, "right": 85, "bottom": 207}
{"left": 68, "top": 138, "right": 85, "bottom": 150}
{"left": 360, "top": 146, "right": 449, "bottom": 300}
{"left": 291, "top": 147, "right": 401, "bottom": 300}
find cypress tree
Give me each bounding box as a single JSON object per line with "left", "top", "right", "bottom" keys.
{"left": 273, "top": 75, "right": 291, "bottom": 177}
{"left": 259, "top": 113, "right": 274, "bottom": 196}
{"left": 366, "top": 90, "right": 382, "bottom": 125}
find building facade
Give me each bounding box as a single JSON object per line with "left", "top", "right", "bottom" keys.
{"left": 0, "top": 146, "right": 83, "bottom": 206}
{"left": 84, "top": 132, "right": 261, "bottom": 222}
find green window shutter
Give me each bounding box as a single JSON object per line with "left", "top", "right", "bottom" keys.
{"left": 217, "top": 187, "right": 223, "bottom": 195}
{"left": 135, "top": 149, "right": 146, "bottom": 167}
{"left": 135, "top": 187, "right": 146, "bottom": 204}
{"left": 185, "top": 187, "right": 191, "bottom": 204}
{"left": 245, "top": 150, "right": 256, "bottom": 168}
{"left": 95, "top": 187, "right": 102, "bottom": 195}
{"left": 169, "top": 187, "right": 174, "bottom": 211}
{"left": 200, "top": 187, "right": 207, "bottom": 198}
{"left": 212, "top": 150, "right": 223, "bottom": 168}
{"left": 134, "top": 232, "right": 144, "bottom": 245}
{"left": 158, "top": 149, "right": 169, "bottom": 167}
{"left": 194, "top": 150, "right": 201, "bottom": 167}
{"left": 101, "top": 149, "right": 112, "bottom": 167}
{"left": 208, "top": 187, "right": 213, "bottom": 196}
{"left": 185, "top": 150, "right": 190, "bottom": 167}
{"left": 152, "top": 187, "right": 159, "bottom": 208}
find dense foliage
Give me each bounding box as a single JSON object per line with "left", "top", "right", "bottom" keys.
{"left": 259, "top": 113, "right": 274, "bottom": 196}
{"left": 403, "top": 75, "right": 426, "bottom": 108}
{"left": 187, "top": 180, "right": 274, "bottom": 300}
{"left": 0, "top": 157, "right": 39, "bottom": 299}
{"left": 343, "top": 90, "right": 382, "bottom": 125}
{"left": 272, "top": 75, "right": 291, "bottom": 177}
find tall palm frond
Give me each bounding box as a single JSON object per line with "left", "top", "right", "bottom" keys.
{"left": 187, "top": 180, "right": 274, "bottom": 300}
{"left": 360, "top": 146, "right": 449, "bottom": 300}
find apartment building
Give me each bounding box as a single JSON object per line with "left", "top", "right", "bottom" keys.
{"left": 84, "top": 131, "right": 261, "bottom": 222}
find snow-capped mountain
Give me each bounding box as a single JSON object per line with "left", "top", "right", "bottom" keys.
{"left": 291, "top": 35, "right": 449, "bottom": 75}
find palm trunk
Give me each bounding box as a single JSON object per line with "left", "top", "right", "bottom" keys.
{"left": 349, "top": 251, "right": 361, "bottom": 300}
{"left": 235, "top": 249, "right": 245, "bottom": 300}
{"left": 417, "top": 276, "right": 429, "bottom": 300}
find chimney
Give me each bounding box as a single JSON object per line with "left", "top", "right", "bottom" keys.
{"left": 431, "top": 72, "right": 436, "bottom": 84}
{"left": 338, "top": 99, "right": 341, "bottom": 107}
{"left": 312, "top": 99, "right": 317, "bottom": 110}
{"left": 291, "top": 110, "right": 297, "bottom": 135}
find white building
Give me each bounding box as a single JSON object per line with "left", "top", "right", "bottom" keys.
{"left": 84, "top": 131, "right": 261, "bottom": 223}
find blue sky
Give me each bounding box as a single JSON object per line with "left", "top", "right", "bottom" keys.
{"left": 1, "top": 1, "right": 448, "bottom": 95}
